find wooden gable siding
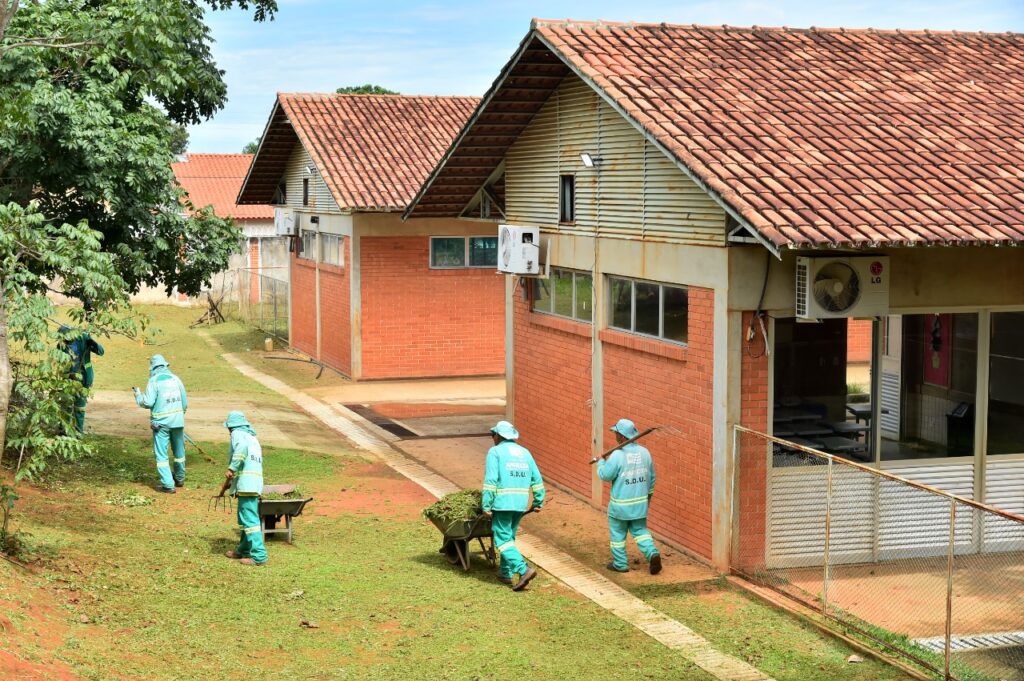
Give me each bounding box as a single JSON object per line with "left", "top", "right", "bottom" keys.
{"left": 505, "top": 74, "right": 726, "bottom": 245}
{"left": 283, "top": 144, "right": 341, "bottom": 212}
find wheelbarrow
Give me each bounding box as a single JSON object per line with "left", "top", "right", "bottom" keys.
{"left": 258, "top": 484, "right": 314, "bottom": 544}
{"left": 429, "top": 512, "right": 496, "bottom": 571}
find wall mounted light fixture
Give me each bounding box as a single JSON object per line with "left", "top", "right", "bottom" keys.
{"left": 580, "top": 152, "right": 603, "bottom": 168}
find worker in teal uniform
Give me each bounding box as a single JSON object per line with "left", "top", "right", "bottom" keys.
{"left": 598, "top": 418, "right": 662, "bottom": 575}
{"left": 482, "top": 420, "right": 544, "bottom": 591}
{"left": 133, "top": 355, "right": 188, "bottom": 493}
{"left": 218, "top": 411, "right": 267, "bottom": 566}
{"left": 60, "top": 326, "right": 104, "bottom": 434}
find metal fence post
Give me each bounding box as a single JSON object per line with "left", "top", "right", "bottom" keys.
{"left": 822, "top": 455, "right": 833, "bottom": 616}
{"left": 944, "top": 497, "right": 956, "bottom": 680}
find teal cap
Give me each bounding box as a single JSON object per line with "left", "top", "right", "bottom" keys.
{"left": 223, "top": 411, "right": 251, "bottom": 430}
{"left": 149, "top": 354, "right": 169, "bottom": 371}
{"left": 490, "top": 420, "right": 520, "bottom": 441}
{"left": 610, "top": 418, "right": 639, "bottom": 439}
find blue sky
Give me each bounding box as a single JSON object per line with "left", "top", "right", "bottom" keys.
{"left": 188, "top": 0, "right": 1024, "bottom": 153}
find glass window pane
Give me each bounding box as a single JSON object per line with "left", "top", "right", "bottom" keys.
{"left": 574, "top": 274, "right": 593, "bottom": 322}
{"left": 662, "top": 286, "right": 688, "bottom": 343}
{"left": 533, "top": 277, "right": 551, "bottom": 313}
{"left": 469, "top": 236, "right": 497, "bottom": 267}
{"left": 988, "top": 312, "right": 1024, "bottom": 455}
{"left": 609, "top": 278, "right": 632, "bottom": 330}
{"left": 431, "top": 238, "right": 465, "bottom": 267}
{"left": 553, "top": 269, "right": 574, "bottom": 318}
{"left": 634, "top": 282, "right": 659, "bottom": 336}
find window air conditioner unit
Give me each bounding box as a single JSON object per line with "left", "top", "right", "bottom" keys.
{"left": 795, "top": 256, "right": 890, "bottom": 319}
{"left": 274, "top": 207, "right": 296, "bottom": 236}
{"left": 497, "top": 225, "right": 540, "bottom": 275}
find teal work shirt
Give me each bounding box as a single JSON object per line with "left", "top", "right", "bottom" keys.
{"left": 135, "top": 368, "right": 188, "bottom": 428}
{"left": 228, "top": 428, "right": 263, "bottom": 496}
{"left": 66, "top": 333, "right": 104, "bottom": 388}
{"left": 598, "top": 443, "right": 656, "bottom": 521}
{"left": 482, "top": 440, "right": 545, "bottom": 513}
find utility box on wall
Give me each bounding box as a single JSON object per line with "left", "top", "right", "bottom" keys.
{"left": 497, "top": 225, "right": 540, "bottom": 275}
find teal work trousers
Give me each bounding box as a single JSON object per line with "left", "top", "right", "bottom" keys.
{"left": 491, "top": 510, "right": 528, "bottom": 579}
{"left": 152, "top": 425, "right": 186, "bottom": 489}
{"left": 73, "top": 395, "right": 87, "bottom": 434}
{"left": 235, "top": 496, "right": 267, "bottom": 564}
{"left": 609, "top": 516, "right": 659, "bottom": 571}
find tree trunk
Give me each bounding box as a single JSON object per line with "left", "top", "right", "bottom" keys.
{"left": 0, "top": 1, "right": 20, "bottom": 46}
{"left": 0, "top": 296, "right": 11, "bottom": 455}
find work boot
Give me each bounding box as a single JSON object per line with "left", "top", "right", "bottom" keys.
{"left": 606, "top": 563, "right": 629, "bottom": 573}
{"left": 239, "top": 558, "right": 266, "bottom": 567}
{"left": 497, "top": 575, "right": 513, "bottom": 585}
{"left": 512, "top": 568, "right": 537, "bottom": 591}
{"left": 174, "top": 480, "right": 184, "bottom": 488}
{"left": 649, "top": 553, "right": 663, "bottom": 576}
{"left": 156, "top": 486, "right": 175, "bottom": 494}
{"left": 224, "top": 551, "right": 242, "bottom": 559}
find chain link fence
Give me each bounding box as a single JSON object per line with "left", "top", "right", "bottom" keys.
{"left": 236, "top": 267, "right": 289, "bottom": 343}
{"left": 734, "top": 425, "right": 1024, "bottom": 680}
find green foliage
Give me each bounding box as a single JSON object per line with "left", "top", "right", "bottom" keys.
{"left": 242, "top": 136, "right": 261, "bottom": 154}
{"left": 335, "top": 84, "right": 400, "bottom": 95}
{"left": 168, "top": 124, "right": 189, "bottom": 156}
{"left": 1, "top": 202, "right": 140, "bottom": 478}
{"left": 422, "top": 489, "right": 483, "bottom": 525}
{"left": 104, "top": 490, "right": 154, "bottom": 508}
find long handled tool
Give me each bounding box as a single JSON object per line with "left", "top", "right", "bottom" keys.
{"left": 589, "top": 426, "right": 662, "bottom": 465}
{"left": 183, "top": 432, "right": 215, "bottom": 463}
{"left": 208, "top": 495, "right": 233, "bottom": 514}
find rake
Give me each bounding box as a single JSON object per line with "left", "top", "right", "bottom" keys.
{"left": 589, "top": 425, "right": 682, "bottom": 464}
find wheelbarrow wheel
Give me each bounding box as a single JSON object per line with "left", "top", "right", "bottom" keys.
{"left": 443, "top": 539, "right": 467, "bottom": 566}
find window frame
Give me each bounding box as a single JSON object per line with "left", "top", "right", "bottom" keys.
{"left": 429, "top": 236, "right": 498, "bottom": 270}
{"left": 532, "top": 268, "right": 593, "bottom": 323}
{"left": 302, "top": 178, "right": 310, "bottom": 207}
{"left": 607, "top": 275, "right": 689, "bottom": 346}
{"left": 559, "top": 174, "right": 575, "bottom": 224}
{"left": 319, "top": 233, "right": 344, "bottom": 267}
{"left": 298, "top": 228, "right": 317, "bottom": 262}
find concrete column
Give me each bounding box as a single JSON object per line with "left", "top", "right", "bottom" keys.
{"left": 505, "top": 275, "right": 516, "bottom": 423}
{"left": 590, "top": 239, "right": 605, "bottom": 506}
{"left": 711, "top": 293, "right": 739, "bottom": 570}
{"left": 314, "top": 233, "right": 322, "bottom": 361}
{"left": 350, "top": 228, "right": 362, "bottom": 380}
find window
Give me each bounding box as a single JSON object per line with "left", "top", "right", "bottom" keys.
{"left": 320, "top": 233, "right": 343, "bottom": 267}
{"left": 559, "top": 175, "right": 575, "bottom": 223}
{"left": 430, "top": 236, "right": 498, "bottom": 268}
{"left": 272, "top": 181, "right": 287, "bottom": 205}
{"left": 608, "top": 276, "right": 688, "bottom": 344}
{"left": 532, "top": 268, "right": 592, "bottom": 323}
{"left": 302, "top": 178, "right": 309, "bottom": 206}
{"left": 480, "top": 193, "right": 492, "bottom": 220}
{"left": 299, "top": 229, "right": 317, "bottom": 261}
{"left": 988, "top": 312, "right": 1024, "bottom": 455}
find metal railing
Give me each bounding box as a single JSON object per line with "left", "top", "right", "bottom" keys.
{"left": 733, "top": 425, "right": 1024, "bottom": 681}
{"left": 236, "top": 268, "right": 289, "bottom": 343}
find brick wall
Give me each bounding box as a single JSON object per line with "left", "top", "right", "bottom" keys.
{"left": 290, "top": 252, "right": 317, "bottom": 358}
{"left": 736, "top": 311, "right": 770, "bottom": 569}
{"left": 319, "top": 243, "right": 351, "bottom": 375}
{"left": 359, "top": 236, "right": 505, "bottom": 379}
{"left": 248, "top": 238, "right": 260, "bottom": 304}
{"left": 601, "top": 287, "right": 716, "bottom": 560}
{"left": 847, "top": 318, "right": 872, "bottom": 363}
{"left": 511, "top": 296, "right": 594, "bottom": 497}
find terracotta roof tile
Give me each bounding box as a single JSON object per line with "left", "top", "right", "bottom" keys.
{"left": 278, "top": 93, "right": 478, "bottom": 211}
{"left": 524, "top": 20, "right": 1024, "bottom": 246}
{"left": 171, "top": 154, "right": 272, "bottom": 220}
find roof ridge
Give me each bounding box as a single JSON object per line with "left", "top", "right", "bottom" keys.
{"left": 531, "top": 17, "right": 1024, "bottom": 38}
{"left": 277, "top": 92, "right": 480, "bottom": 100}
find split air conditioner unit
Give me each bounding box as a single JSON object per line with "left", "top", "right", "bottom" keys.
{"left": 274, "top": 207, "right": 296, "bottom": 236}
{"left": 795, "top": 256, "right": 890, "bottom": 319}
{"left": 497, "top": 225, "right": 540, "bottom": 275}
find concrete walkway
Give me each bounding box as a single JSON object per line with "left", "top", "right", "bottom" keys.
{"left": 210, "top": 341, "right": 773, "bottom": 681}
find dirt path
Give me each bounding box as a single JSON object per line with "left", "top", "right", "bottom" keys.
{"left": 87, "top": 390, "right": 347, "bottom": 454}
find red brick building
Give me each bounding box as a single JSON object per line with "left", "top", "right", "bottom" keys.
{"left": 171, "top": 154, "right": 283, "bottom": 300}
{"left": 409, "top": 20, "right": 1024, "bottom": 569}
{"left": 238, "top": 94, "right": 504, "bottom": 380}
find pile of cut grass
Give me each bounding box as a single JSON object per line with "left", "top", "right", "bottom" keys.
{"left": 422, "top": 489, "right": 483, "bottom": 526}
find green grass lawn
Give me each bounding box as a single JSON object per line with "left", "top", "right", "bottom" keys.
{"left": 86, "top": 305, "right": 283, "bottom": 402}
{"left": 4, "top": 436, "right": 712, "bottom": 680}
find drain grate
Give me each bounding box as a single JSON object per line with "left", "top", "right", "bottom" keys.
{"left": 343, "top": 404, "right": 419, "bottom": 438}
{"left": 916, "top": 631, "right": 1024, "bottom": 652}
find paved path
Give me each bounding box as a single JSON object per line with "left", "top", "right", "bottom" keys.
{"left": 210, "top": 341, "right": 773, "bottom": 681}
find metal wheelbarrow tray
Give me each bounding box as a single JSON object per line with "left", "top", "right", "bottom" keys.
{"left": 429, "top": 513, "right": 496, "bottom": 571}
{"left": 258, "top": 484, "right": 313, "bottom": 543}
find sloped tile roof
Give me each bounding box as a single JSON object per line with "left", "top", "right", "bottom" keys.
{"left": 534, "top": 20, "right": 1024, "bottom": 247}
{"left": 171, "top": 154, "right": 273, "bottom": 220}
{"left": 276, "top": 93, "right": 479, "bottom": 211}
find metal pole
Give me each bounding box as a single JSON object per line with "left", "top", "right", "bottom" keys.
{"left": 944, "top": 498, "right": 957, "bottom": 680}
{"left": 823, "top": 456, "right": 834, "bottom": 616}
